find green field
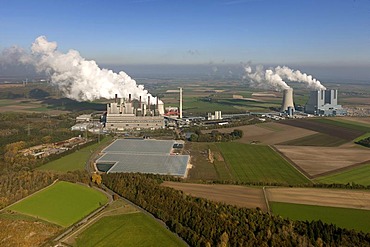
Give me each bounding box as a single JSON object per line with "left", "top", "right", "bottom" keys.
{"left": 216, "top": 143, "right": 310, "bottom": 185}
{"left": 355, "top": 132, "right": 370, "bottom": 142}
{"left": 74, "top": 212, "right": 187, "bottom": 247}
{"left": 8, "top": 181, "right": 108, "bottom": 227}
{"left": 37, "top": 137, "right": 112, "bottom": 172}
{"left": 270, "top": 202, "right": 370, "bottom": 233}
{"left": 279, "top": 133, "right": 347, "bottom": 147}
{"left": 315, "top": 163, "right": 370, "bottom": 186}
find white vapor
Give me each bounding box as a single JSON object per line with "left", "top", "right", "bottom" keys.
{"left": 243, "top": 65, "right": 326, "bottom": 90}
{"left": 12, "top": 36, "right": 159, "bottom": 102}
{"left": 243, "top": 65, "right": 290, "bottom": 90}
{"left": 274, "top": 66, "right": 326, "bottom": 90}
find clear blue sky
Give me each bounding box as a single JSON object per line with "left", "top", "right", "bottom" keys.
{"left": 1, "top": 0, "right": 369, "bottom": 66}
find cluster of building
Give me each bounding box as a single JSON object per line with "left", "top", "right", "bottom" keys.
{"left": 20, "top": 137, "right": 87, "bottom": 159}
{"left": 281, "top": 88, "right": 346, "bottom": 117}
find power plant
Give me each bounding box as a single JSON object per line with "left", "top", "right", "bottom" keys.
{"left": 281, "top": 88, "right": 295, "bottom": 112}
{"left": 105, "top": 94, "right": 165, "bottom": 131}
{"left": 305, "top": 89, "right": 346, "bottom": 116}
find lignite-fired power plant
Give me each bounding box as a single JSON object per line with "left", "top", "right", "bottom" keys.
{"left": 105, "top": 94, "right": 165, "bottom": 131}
{"left": 280, "top": 89, "right": 346, "bottom": 116}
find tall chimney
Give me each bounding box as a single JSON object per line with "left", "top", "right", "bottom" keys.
{"left": 139, "top": 96, "right": 142, "bottom": 106}
{"left": 179, "top": 87, "right": 183, "bottom": 119}
{"left": 148, "top": 96, "right": 150, "bottom": 107}
{"left": 281, "top": 88, "right": 294, "bottom": 112}
{"left": 129, "top": 94, "right": 131, "bottom": 103}
{"left": 115, "top": 94, "right": 117, "bottom": 103}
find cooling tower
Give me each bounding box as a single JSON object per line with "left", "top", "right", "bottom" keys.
{"left": 281, "top": 88, "right": 294, "bottom": 112}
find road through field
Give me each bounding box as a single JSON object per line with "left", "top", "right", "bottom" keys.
{"left": 266, "top": 188, "right": 370, "bottom": 210}
{"left": 163, "top": 182, "right": 267, "bottom": 211}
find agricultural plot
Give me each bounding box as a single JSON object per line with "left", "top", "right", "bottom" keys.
{"left": 280, "top": 118, "right": 365, "bottom": 142}
{"left": 270, "top": 202, "right": 370, "bottom": 233}
{"left": 278, "top": 133, "right": 347, "bottom": 147}
{"left": 204, "top": 122, "right": 316, "bottom": 145}
{"left": 266, "top": 187, "right": 370, "bottom": 210}
{"left": 275, "top": 145, "right": 370, "bottom": 177}
{"left": 74, "top": 212, "right": 187, "bottom": 247}
{"left": 216, "top": 143, "right": 310, "bottom": 185}
{"left": 315, "top": 163, "right": 370, "bottom": 186}
{"left": 8, "top": 181, "right": 108, "bottom": 227}
{"left": 163, "top": 181, "right": 267, "bottom": 211}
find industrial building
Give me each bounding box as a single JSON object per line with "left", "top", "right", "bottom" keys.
{"left": 305, "top": 89, "right": 347, "bottom": 116}
{"left": 95, "top": 139, "right": 190, "bottom": 177}
{"left": 105, "top": 94, "right": 165, "bottom": 131}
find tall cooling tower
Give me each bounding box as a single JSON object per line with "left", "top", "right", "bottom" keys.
{"left": 281, "top": 88, "right": 294, "bottom": 112}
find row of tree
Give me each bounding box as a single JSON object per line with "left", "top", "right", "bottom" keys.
{"left": 189, "top": 129, "right": 243, "bottom": 142}
{"left": 103, "top": 173, "right": 370, "bottom": 247}
{"left": 356, "top": 136, "right": 370, "bottom": 148}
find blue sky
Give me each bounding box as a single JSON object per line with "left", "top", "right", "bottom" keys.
{"left": 1, "top": 0, "right": 370, "bottom": 67}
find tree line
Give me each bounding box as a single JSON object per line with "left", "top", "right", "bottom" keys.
{"left": 355, "top": 136, "right": 370, "bottom": 148}
{"left": 189, "top": 129, "right": 243, "bottom": 142}
{"left": 103, "top": 173, "right": 370, "bottom": 247}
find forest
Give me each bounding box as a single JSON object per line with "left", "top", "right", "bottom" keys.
{"left": 103, "top": 173, "right": 370, "bottom": 247}
{"left": 189, "top": 129, "right": 243, "bottom": 142}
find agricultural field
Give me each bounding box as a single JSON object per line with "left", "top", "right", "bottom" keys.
{"left": 73, "top": 211, "right": 187, "bottom": 247}
{"left": 280, "top": 118, "right": 366, "bottom": 142}
{"left": 8, "top": 181, "right": 108, "bottom": 227}
{"left": 203, "top": 122, "right": 316, "bottom": 145}
{"left": 315, "top": 163, "right": 370, "bottom": 186}
{"left": 37, "top": 137, "right": 112, "bottom": 172}
{"left": 279, "top": 133, "right": 348, "bottom": 147}
{"left": 275, "top": 145, "right": 370, "bottom": 177}
{"left": 163, "top": 181, "right": 267, "bottom": 211}
{"left": 270, "top": 202, "right": 370, "bottom": 233}
{"left": 215, "top": 142, "right": 310, "bottom": 184}
{"left": 266, "top": 187, "right": 370, "bottom": 210}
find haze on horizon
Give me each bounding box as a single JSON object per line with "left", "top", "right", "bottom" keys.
{"left": 0, "top": 0, "right": 369, "bottom": 82}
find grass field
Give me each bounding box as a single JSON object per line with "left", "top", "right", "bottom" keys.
{"left": 8, "top": 181, "right": 108, "bottom": 227}
{"left": 37, "top": 136, "right": 112, "bottom": 172}
{"left": 270, "top": 202, "right": 370, "bottom": 233}
{"left": 216, "top": 143, "right": 310, "bottom": 185}
{"left": 315, "top": 163, "right": 370, "bottom": 186}
{"left": 279, "top": 133, "right": 347, "bottom": 147}
{"left": 74, "top": 212, "right": 187, "bottom": 247}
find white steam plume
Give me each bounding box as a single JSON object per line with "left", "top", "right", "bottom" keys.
{"left": 14, "top": 36, "right": 159, "bottom": 102}
{"left": 243, "top": 65, "right": 290, "bottom": 90}
{"left": 274, "top": 66, "right": 326, "bottom": 90}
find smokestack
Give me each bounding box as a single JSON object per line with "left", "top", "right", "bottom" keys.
{"left": 139, "top": 96, "right": 142, "bottom": 106}
{"left": 147, "top": 96, "right": 150, "bottom": 107}
{"left": 281, "top": 88, "right": 294, "bottom": 112}
{"left": 115, "top": 94, "right": 117, "bottom": 103}
{"left": 129, "top": 94, "right": 131, "bottom": 103}
{"left": 179, "top": 87, "right": 183, "bottom": 119}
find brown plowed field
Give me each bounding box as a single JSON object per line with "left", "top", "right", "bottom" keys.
{"left": 203, "top": 122, "right": 316, "bottom": 145}
{"left": 266, "top": 187, "right": 370, "bottom": 210}
{"left": 275, "top": 145, "right": 370, "bottom": 177}
{"left": 280, "top": 119, "right": 364, "bottom": 141}
{"left": 162, "top": 181, "right": 267, "bottom": 211}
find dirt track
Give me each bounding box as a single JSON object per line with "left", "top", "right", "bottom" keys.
{"left": 266, "top": 187, "right": 370, "bottom": 210}
{"left": 275, "top": 145, "right": 370, "bottom": 177}
{"left": 162, "top": 181, "right": 267, "bottom": 211}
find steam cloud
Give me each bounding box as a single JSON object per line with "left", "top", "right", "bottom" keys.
{"left": 244, "top": 65, "right": 326, "bottom": 90}
{"left": 3, "top": 36, "right": 159, "bottom": 102}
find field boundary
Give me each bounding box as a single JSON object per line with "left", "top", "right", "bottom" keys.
{"left": 314, "top": 160, "right": 370, "bottom": 179}
{"left": 262, "top": 186, "right": 270, "bottom": 213}
{"left": 269, "top": 145, "right": 313, "bottom": 180}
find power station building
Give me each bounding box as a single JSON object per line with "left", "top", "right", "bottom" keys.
{"left": 105, "top": 94, "right": 165, "bottom": 131}
{"left": 305, "top": 89, "right": 346, "bottom": 116}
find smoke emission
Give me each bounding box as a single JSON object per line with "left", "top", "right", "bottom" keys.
{"left": 243, "top": 65, "right": 290, "bottom": 90}
{"left": 243, "top": 65, "right": 326, "bottom": 90}
{"left": 5, "top": 36, "right": 158, "bottom": 102}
